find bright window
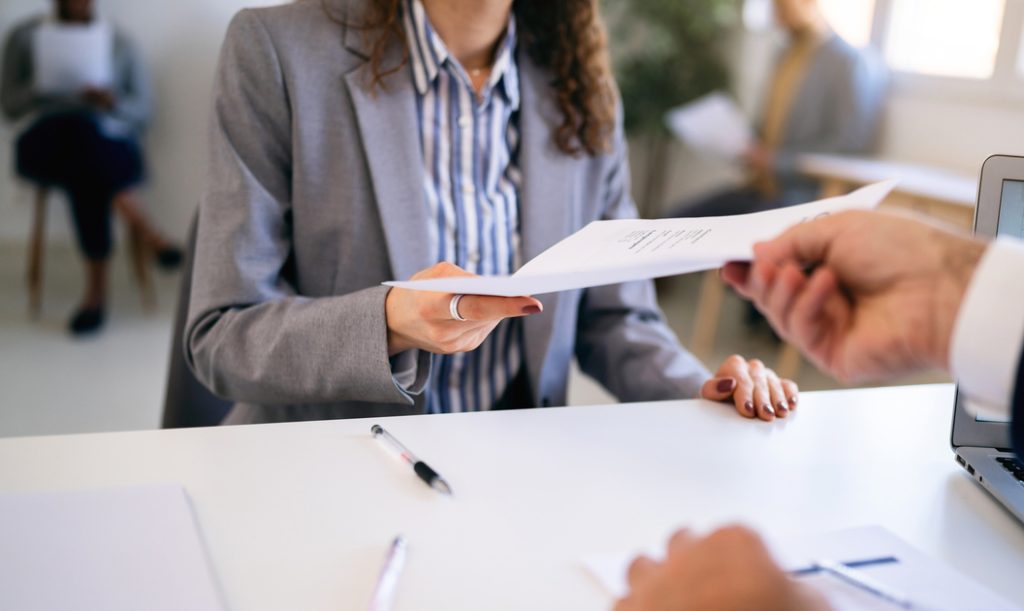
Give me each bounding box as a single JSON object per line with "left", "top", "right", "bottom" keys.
{"left": 818, "top": 0, "right": 876, "bottom": 49}
{"left": 884, "top": 0, "right": 1006, "bottom": 79}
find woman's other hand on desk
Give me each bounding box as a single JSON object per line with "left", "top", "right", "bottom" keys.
{"left": 385, "top": 262, "right": 542, "bottom": 357}
{"left": 614, "top": 526, "right": 832, "bottom": 611}
{"left": 721, "top": 210, "right": 985, "bottom": 384}
{"left": 701, "top": 355, "right": 798, "bottom": 422}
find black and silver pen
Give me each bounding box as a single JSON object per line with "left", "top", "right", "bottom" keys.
{"left": 371, "top": 424, "right": 453, "bottom": 496}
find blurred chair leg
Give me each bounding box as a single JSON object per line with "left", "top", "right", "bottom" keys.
{"left": 128, "top": 223, "right": 156, "bottom": 312}
{"left": 818, "top": 178, "right": 848, "bottom": 200}
{"left": 690, "top": 270, "right": 725, "bottom": 362}
{"left": 26, "top": 188, "right": 47, "bottom": 319}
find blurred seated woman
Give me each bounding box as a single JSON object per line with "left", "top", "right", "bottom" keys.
{"left": 1, "top": 0, "right": 181, "bottom": 335}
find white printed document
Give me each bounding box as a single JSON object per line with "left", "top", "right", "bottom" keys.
{"left": 0, "top": 484, "right": 226, "bottom": 611}
{"left": 386, "top": 180, "right": 895, "bottom": 297}
{"left": 665, "top": 92, "right": 753, "bottom": 159}
{"left": 32, "top": 21, "right": 114, "bottom": 95}
{"left": 583, "top": 526, "right": 1020, "bottom": 611}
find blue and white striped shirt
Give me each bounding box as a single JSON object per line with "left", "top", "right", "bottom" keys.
{"left": 402, "top": 0, "right": 525, "bottom": 413}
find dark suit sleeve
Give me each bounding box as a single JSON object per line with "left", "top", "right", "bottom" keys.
{"left": 1, "top": 21, "right": 37, "bottom": 121}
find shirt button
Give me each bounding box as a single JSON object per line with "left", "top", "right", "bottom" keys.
{"left": 462, "top": 184, "right": 475, "bottom": 196}
{"left": 469, "top": 251, "right": 481, "bottom": 264}
{"left": 458, "top": 115, "right": 472, "bottom": 129}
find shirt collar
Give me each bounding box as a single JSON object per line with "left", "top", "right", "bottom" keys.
{"left": 403, "top": 0, "right": 519, "bottom": 108}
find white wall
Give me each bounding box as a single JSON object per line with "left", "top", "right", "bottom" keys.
{"left": 880, "top": 92, "right": 1024, "bottom": 174}
{"left": 0, "top": 0, "right": 280, "bottom": 245}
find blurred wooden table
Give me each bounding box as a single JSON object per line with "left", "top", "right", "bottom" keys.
{"left": 800, "top": 153, "right": 977, "bottom": 225}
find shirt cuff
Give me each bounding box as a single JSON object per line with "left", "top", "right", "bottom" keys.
{"left": 390, "top": 350, "right": 431, "bottom": 397}
{"left": 949, "top": 238, "right": 1024, "bottom": 419}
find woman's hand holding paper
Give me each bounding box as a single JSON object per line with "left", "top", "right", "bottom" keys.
{"left": 385, "top": 262, "right": 543, "bottom": 357}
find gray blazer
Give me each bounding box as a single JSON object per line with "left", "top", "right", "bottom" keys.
{"left": 186, "top": 0, "right": 711, "bottom": 424}
{"left": 0, "top": 16, "right": 151, "bottom": 134}
{"left": 772, "top": 34, "right": 888, "bottom": 202}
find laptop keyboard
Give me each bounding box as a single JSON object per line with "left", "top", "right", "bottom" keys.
{"left": 996, "top": 457, "right": 1024, "bottom": 483}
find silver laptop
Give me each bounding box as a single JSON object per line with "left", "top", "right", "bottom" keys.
{"left": 952, "top": 154, "right": 1024, "bottom": 523}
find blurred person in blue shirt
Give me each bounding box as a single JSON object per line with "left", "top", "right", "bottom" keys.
{"left": 2, "top": 0, "right": 181, "bottom": 335}
{"left": 670, "top": 0, "right": 888, "bottom": 218}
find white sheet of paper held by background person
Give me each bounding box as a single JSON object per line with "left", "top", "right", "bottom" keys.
{"left": 384, "top": 180, "right": 896, "bottom": 298}
{"left": 32, "top": 21, "right": 114, "bottom": 95}
{"left": 665, "top": 92, "right": 753, "bottom": 159}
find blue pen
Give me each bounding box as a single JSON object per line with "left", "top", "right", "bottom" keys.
{"left": 811, "top": 558, "right": 914, "bottom": 609}
{"left": 789, "top": 555, "right": 899, "bottom": 577}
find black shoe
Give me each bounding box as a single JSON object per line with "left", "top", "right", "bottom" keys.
{"left": 69, "top": 306, "right": 105, "bottom": 336}
{"left": 156, "top": 246, "right": 184, "bottom": 270}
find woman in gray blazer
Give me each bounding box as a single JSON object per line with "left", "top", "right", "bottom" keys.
{"left": 186, "top": 0, "right": 798, "bottom": 424}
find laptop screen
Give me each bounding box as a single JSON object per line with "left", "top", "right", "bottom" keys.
{"left": 997, "top": 180, "right": 1024, "bottom": 238}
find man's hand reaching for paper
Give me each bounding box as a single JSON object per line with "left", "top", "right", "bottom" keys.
{"left": 721, "top": 211, "right": 986, "bottom": 385}
{"left": 700, "top": 355, "right": 798, "bottom": 421}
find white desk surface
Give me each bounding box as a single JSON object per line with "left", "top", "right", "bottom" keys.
{"left": 798, "top": 154, "right": 978, "bottom": 207}
{"left": 1, "top": 384, "right": 1021, "bottom": 610}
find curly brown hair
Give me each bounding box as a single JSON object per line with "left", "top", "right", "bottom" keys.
{"left": 329, "top": 0, "right": 616, "bottom": 157}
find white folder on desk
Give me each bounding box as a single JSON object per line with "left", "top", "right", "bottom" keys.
{"left": 0, "top": 484, "right": 225, "bottom": 611}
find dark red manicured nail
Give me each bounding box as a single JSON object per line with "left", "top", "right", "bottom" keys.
{"left": 716, "top": 378, "right": 736, "bottom": 393}
{"left": 523, "top": 305, "right": 542, "bottom": 315}
{"left": 763, "top": 403, "right": 775, "bottom": 417}
{"left": 776, "top": 401, "right": 788, "bottom": 416}
{"left": 744, "top": 401, "right": 755, "bottom": 415}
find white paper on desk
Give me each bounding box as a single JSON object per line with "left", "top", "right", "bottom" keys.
{"left": 583, "top": 525, "right": 1020, "bottom": 611}
{"left": 0, "top": 484, "right": 226, "bottom": 611}
{"left": 665, "top": 92, "right": 753, "bottom": 159}
{"left": 386, "top": 180, "right": 896, "bottom": 297}
{"left": 32, "top": 21, "right": 114, "bottom": 95}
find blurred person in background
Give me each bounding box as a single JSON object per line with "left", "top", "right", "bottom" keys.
{"left": 1, "top": 0, "right": 181, "bottom": 335}
{"left": 669, "top": 0, "right": 888, "bottom": 219}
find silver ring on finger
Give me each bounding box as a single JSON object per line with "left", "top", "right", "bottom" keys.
{"left": 449, "top": 294, "right": 468, "bottom": 322}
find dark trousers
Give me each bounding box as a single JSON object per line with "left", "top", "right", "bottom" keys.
{"left": 15, "top": 112, "right": 145, "bottom": 261}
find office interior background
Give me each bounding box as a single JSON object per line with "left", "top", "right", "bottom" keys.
{"left": 2, "top": 0, "right": 1024, "bottom": 438}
